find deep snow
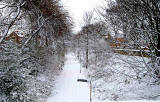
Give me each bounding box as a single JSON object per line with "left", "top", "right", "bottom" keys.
{"left": 47, "top": 53, "right": 90, "bottom": 102}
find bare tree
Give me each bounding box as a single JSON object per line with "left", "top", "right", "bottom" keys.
{"left": 83, "top": 11, "right": 93, "bottom": 25}
{"left": 0, "top": 0, "right": 72, "bottom": 101}
{"left": 82, "top": 11, "right": 93, "bottom": 69}
{"left": 99, "top": 0, "right": 160, "bottom": 79}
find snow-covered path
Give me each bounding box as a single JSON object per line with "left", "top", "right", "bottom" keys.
{"left": 47, "top": 53, "right": 90, "bottom": 102}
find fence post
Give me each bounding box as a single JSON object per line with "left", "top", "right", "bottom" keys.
{"left": 90, "top": 81, "right": 92, "bottom": 102}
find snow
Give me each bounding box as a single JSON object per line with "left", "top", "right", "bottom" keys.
{"left": 114, "top": 48, "right": 149, "bottom": 52}
{"left": 88, "top": 54, "right": 160, "bottom": 101}
{"left": 47, "top": 53, "right": 90, "bottom": 102}
{"left": 46, "top": 53, "right": 160, "bottom": 102}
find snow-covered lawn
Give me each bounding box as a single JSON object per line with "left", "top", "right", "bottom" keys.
{"left": 47, "top": 53, "right": 90, "bottom": 102}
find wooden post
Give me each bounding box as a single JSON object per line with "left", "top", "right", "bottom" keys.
{"left": 90, "top": 81, "right": 92, "bottom": 102}
{"left": 80, "top": 56, "right": 81, "bottom": 73}
{"left": 80, "top": 64, "right": 81, "bottom": 73}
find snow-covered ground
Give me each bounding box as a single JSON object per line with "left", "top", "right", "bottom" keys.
{"left": 88, "top": 54, "right": 160, "bottom": 102}
{"left": 47, "top": 53, "right": 90, "bottom": 102}
{"left": 46, "top": 53, "right": 160, "bottom": 102}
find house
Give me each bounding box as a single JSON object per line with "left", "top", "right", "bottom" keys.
{"left": 105, "top": 33, "right": 149, "bottom": 51}
{"left": 5, "top": 31, "right": 24, "bottom": 44}
{"left": 105, "top": 33, "right": 127, "bottom": 48}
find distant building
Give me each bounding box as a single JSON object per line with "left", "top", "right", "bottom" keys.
{"left": 105, "top": 33, "right": 149, "bottom": 50}
{"left": 5, "top": 31, "right": 24, "bottom": 44}
{"left": 105, "top": 33, "right": 127, "bottom": 48}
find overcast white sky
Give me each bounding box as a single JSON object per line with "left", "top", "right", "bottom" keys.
{"left": 60, "top": 0, "right": 103, "bottom": 33}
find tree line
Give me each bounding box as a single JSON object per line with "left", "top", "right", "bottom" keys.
{"left": 73, "top": 0, "right": 160, "bottom": 83}
{"left": 0, "top": 0, "right": 72, "bottom": 101}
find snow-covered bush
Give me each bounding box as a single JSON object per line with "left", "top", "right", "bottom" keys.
{"left": 0, "top": 0, "right": 71, "bottom": 101}
{"left": 99, "top": 0, "right": 160, "bottom": 79}
{"left": 73, "top": 16, "right": 160, "bottom": 101}
{"left": 89, "top": 54, "right": 160, "bottom": 101}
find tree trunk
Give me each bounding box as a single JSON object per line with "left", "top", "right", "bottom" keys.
{"left": 157, "top": 34, "right": 160, "bottom": 57}
{"left": 86, "top": 33, "right": 89, "bottom": 69}
{"left": 46, "top": 37, "right": 48, "bottom": 47}
{"left": 155, "top": 16, "right": 160, "bottom": 57}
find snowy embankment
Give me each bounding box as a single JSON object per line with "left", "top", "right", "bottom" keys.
{"left": 47, "top": 53, "right": 90, "bottom": 102}
{"left": 88, "top": 54, "right": 160, "bottom": 101}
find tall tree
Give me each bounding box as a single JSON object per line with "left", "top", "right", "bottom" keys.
{"left": 83, "top": 11, "right": 93, "bottom": 69}
{"left": 100, "top": 0, "right": 160, "bottom": 78}
{"left": 0, "top": 0, "right": 72, "bottom": 101}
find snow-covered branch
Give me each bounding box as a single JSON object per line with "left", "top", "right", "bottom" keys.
{"left": 0, "top": 2, "right": 26, "bottom": 43}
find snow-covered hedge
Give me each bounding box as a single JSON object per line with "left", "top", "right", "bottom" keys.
{"left": 0, "top": 0, "right": 71, "bottom": 101}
